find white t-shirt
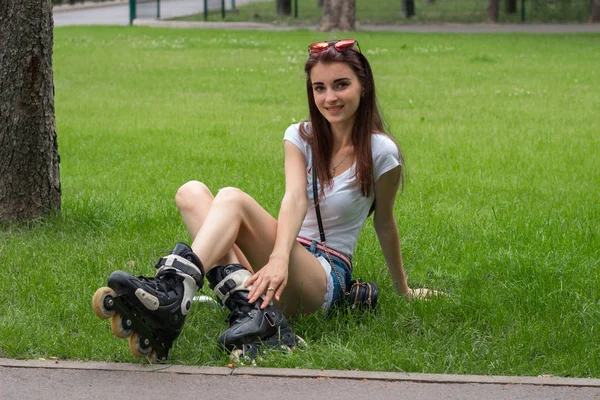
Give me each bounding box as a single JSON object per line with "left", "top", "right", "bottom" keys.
{"left": 283, "top": 122, "right": 401, "bottom": 259}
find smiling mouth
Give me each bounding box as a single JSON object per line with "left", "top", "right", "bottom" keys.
{"left": 326, "top": 105, "right": 344, "bottom": 112}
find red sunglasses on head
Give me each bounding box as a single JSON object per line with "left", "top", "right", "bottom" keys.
{"left": 308, "top": 39, "right": 361, "bottom": 55}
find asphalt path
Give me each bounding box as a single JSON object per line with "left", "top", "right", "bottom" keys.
{"left": 52, "top": 0, "right": 263, "bottom": 26}
{"left": 54, "top": 1, "right": 130, "bottom": 26}
{"left": 2, "top": 358, "right": 600, "bottom": 400}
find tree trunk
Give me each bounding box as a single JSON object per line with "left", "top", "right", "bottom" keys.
{"left": 590, "top": 0, "right": 600, "bottom": 22}
{"left": 319, "top": 0, "right": 338, "bottom": 30}
{"left": 402, "top": 0, "right": 416, "bottom": 17}
{"left": 487, "top": 0, "right": 499, "bottom": 22}
{"left": 0, "top": 0, "right": 61, "bottom": 221}
{"left": 276, "top": 0, "right": 291, "bottom": 15}
{"left": 506, "top": 0, "right": 517, "bottom": 14}
{"left": 318, "top": 0, "right": 355, "bottom": 31}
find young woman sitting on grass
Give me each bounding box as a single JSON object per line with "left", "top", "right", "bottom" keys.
{"left": 93, "top": 38, "right": 439, "bottom": 360}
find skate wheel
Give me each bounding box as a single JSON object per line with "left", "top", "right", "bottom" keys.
{"left": 291, "top": 335, "right": 308, "bottom": 350}
{"left": 230, "top": 349, "right": 244, "bottom": 363}
{"left": 92, "top": 287, "right": 117, "bottom": 319}
{"left": 128, "top": 332, "right": 154, "bottom": 358}
{"left": 110, "top": 313, "right": 133, "bottom": 338}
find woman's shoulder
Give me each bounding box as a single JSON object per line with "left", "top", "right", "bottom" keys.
{"left": 284, "top": 121, "right": 311, "bottom": 138}
{"left": 371, "top": 132, "right": 398, "bottom": 155}
{"left": 371, "top": 132, "right": 401, "bottom": 180}
{"left": 284, "top": 122, "right": 311, "bottom": 157}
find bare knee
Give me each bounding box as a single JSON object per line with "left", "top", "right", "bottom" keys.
{"left": 212, "top": 187, "right": 253, "bottom": 218}
{"left": 175, "top": 181, "right": 213, "bottom": 212}
{"left": 214, "top": 187, "right": 246, "bottom": 207}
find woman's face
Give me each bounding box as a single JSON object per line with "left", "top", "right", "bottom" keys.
{"left": 310, "top": 61, "right": 363, "bottom": 131}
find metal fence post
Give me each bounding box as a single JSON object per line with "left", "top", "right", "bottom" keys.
{"left": 294, "top": 0, "right": 298, "bottom": 18}
{"left": 203, "top": 0, "right": 207, "bottom": 21}
{"left": 404, "top": 0, "right": 415, "bottom": 18}
{"left": 157, "top": 0, "right": 160, "bottom": 19}
{"left": 521, "top": 0, "right": 525, "bottom": 21}
{"left": 221, "top": 0, "right": 225, "bottom": 19}
{"left": 129, "top": 0, "right": 136, "bottom": 25}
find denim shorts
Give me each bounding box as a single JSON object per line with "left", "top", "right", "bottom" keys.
{"left": 299, "top": 238, "right": 353, "bottom": 310}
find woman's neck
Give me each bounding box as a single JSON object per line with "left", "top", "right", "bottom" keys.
{"left": 329, "top": 122, "right": 354, "bottom": 150}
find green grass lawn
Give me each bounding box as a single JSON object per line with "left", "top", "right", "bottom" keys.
{"left": 1, "top": 27, "right": 599, "bottom": 377}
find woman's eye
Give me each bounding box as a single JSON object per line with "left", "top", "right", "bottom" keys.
{"left": 336, "top": 82, "right": 349, "bottom": 89}
{"left": 314, "top": 86, "right": 325, "bottom": 92}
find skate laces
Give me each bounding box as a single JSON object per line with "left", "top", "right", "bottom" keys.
{"left": 225, "top": 294, "right": 256, "bottom": 323}
{"left": 138, "top": 274, "right": 182, "bottom": 297}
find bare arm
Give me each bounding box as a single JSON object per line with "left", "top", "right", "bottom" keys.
{"left": 270, "top": 141, "right": 309, "bottom": 268}
{"left": 374, "top": 166, "right": 440, "bottom": 301}
{"left": 373, "top": 166, "right": 410, "bottom": 296}
{"left": 246, "top": 140, "right": 308, "bottom": 305}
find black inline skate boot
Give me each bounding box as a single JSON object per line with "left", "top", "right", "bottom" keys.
{"left": 92, "top": 243, "right": 204, "bottom": 361}
{"left": 207, "top": 264, "right": 301, "bottom": 361}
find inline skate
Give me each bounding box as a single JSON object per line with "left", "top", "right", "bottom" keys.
{"left": 92, "top": 243, "right": 204, "bottom": 360}
{"left": 207, "top": 263, "right": 303, "bottom": 361}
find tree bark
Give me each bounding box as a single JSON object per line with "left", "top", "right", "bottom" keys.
{"left": 487, "top": 0, "right": 499, "bottom": 22}
{"left": 318, "top": 0, "right": 355, "bottom": 31}
{"left": 319, "top": 0, "right": 337, "bottom": 30}
{"left": 506, "top": 0, "right": 517, "bottom": 14}
{"left": 276, "top": 0, "right": 291, "bottom": 15}
{"left": 590, "top": 0, "right": 600, "bottom": 22}
{"left": 402, "top": 0, "right": 416, "bottom": 17}
{"left": 0, "top": 0, "right": 61, "bottom": 221}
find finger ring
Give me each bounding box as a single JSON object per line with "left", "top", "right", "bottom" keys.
{"left": 267, "top": 287, "right": 275, "bottom": 292}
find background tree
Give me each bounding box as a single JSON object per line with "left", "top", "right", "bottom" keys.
{"left": 591, "top": 0, "right": 600, "bottom": 22}
{"left": 318, "top": 0, "right": 356, "bottom": 31}
{"left": 488, "top": 0, "right": 499, "bottom": 22}
{"left": 402, "top": 0, "right": 416, "bottom": 18}
{"left": 276, "top": 0, "right": 291, "bottom": 15}
{"left": 0, "top": 0, "right": 61, "bottom": 222}
{"left": 506, "top": 0, "right": 517, "bottom": 14}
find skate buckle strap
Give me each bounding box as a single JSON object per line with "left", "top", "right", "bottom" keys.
{"left": 264, "top": 311, "right": 276, "bottom": 327}
{"left": 212, "top": 269, "right": 252, "bottom": 305}
{"left": 156, "top": 254, "right": 204, "bottom": 286}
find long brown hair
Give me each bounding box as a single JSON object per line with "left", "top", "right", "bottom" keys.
{"left": 300, "top": 43, "right": 404, "bottom": 200}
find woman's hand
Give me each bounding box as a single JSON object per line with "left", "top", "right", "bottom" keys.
{"left": 245, "top": 254, "right": 289, "bottom": 308}
{"left": 404, "top": 287, "right": 443, "bottom": 302}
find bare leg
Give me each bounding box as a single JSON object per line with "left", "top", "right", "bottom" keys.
{"left": 175, "top": 181, "right": 251, "bottom": 271}
{"left": 188, "top": 186, "right": 327, "bottom": 316}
